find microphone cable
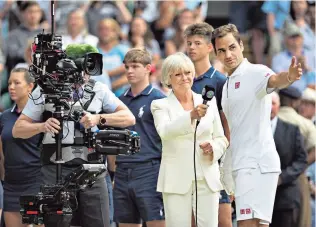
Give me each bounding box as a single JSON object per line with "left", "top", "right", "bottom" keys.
{"left": 193, "top": 121, "right": 199, "bottom": 227}
{"left": 193, "top": 85, "right": 215, "bottom": 226}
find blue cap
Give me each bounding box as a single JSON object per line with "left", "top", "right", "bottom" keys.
{"left": 279, "top": 86, "right": 302, "bottom": 99}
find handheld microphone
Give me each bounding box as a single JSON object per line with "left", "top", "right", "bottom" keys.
{"left": 193, "top": 85, "right": 215, "bottom": 227}
{"left": 197, "top": 85, "right": 215, "bottom": 126}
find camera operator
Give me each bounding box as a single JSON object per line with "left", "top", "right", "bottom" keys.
{"left": 12, "top": 45, "right": 136, "bottom": 227}
{"left": 114, "top": 48, "right": 166, "bottom": 227}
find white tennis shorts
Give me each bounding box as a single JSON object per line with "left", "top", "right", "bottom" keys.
{"left": 233, "top": 167, "right": 279, "bottom": 224}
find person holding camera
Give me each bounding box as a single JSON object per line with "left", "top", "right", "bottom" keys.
{"left": 12, "top": 45, "right": 136, "bottom": 227}
{"left": 151, "top": 52, "right": 229, "bottom": 227}
{"left": 113, "top": 48, "right": 166, "bottom": 227}
{"left": 0, "top": 68, "right": 40, "bottom": 227}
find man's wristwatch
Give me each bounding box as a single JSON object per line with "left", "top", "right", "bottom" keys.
{"left": 99, "top": 115, "right": 107, "bottom": 126}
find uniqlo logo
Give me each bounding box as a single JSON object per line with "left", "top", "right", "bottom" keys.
{"left": 240, "top": 209, "right": 245, "bottom": 214}
{"left": 246, "top": 208, "right": 251, "bottom": 214}
{"left": 265, "top": 73, "right": 270, "bottom": 77}
{"left": 235, "top": 82, "right": 240, "bottom": 89}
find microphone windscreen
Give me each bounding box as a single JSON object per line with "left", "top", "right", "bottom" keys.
{"left": 202, "top": 85, "right": 215, "bottom": 101}
{"left": 65, "top": 44, "right": 99, "bottom": 59}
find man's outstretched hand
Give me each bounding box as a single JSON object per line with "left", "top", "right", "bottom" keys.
{"left": 288, "top": 56, "right": 303, "bottom": 82}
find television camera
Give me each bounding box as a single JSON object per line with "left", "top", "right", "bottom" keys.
{"left": 20, "top": 1, "right": 140, "bottom": 225}
{"left": 29, "top": 13, "right": 102, "bottom": 98}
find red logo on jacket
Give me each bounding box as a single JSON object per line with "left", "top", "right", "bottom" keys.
{"left": 235, "top": 82, "right": 240, "bottom": 89}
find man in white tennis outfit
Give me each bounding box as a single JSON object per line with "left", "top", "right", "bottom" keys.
{"left": 211, "top": 24, "right": 303, "bottom": 227}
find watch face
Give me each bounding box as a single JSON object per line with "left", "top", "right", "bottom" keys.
{"left": 100, "top": 117, "right": 106, "bottom": 125}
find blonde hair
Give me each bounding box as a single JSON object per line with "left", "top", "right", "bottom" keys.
{"left": 98, "top": 18, "right": 121, "bottom": 35}
{"left": 161, "top": 52, "right": 195, "bottom": 89}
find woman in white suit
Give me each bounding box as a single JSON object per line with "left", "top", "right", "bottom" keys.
{"left": 151, "top": 52, "right": 229, "bottom": 227}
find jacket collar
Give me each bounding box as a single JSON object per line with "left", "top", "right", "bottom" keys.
{"left": 168, "top": 90, "right": 202, "bottom": 111}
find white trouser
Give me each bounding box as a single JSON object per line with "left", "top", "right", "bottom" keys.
{"left": 162, "top": 179, "right": 219, "bottom": 227}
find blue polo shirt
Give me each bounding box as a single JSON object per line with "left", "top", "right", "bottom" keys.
{"left": 191, "top": 66, "right": 227, "bottom": 111}
{"left": 0, "top": 105, "right": 42, "bottom": 184}
{"left": 117, "top": 84, "right": 165, "bottom": 163}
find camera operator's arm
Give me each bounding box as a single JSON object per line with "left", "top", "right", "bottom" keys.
{"left": 13, "top": 86, "right": 61, "bottom": 139}
{"left": 80, "top": 104, "right": 135, "bottom": 129}
{"left": 13, "top": 114, "right": 60, "bottom": 139}
{"left": 99, "top": 104, "right": 135, "bottom": 128}
{"left": 80, "top": 84, "right": 135, "bottom": 128}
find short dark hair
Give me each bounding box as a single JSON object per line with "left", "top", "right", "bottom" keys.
{"left": 211, "top": 23, "right": 241, "bottom": 54}
{"left": 183, "top": 22, "right": 214, "bottom": 43}
{"left": 123, "top": 48, "right": 152, "bottom": 66}
{"left": 20, "top": 1, "right": 40, "bottom": 12}
{"left": 10, "top": 68, "right": 35, "bottom": 84}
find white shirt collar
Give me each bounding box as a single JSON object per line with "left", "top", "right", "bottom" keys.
{"left": 230, "top": 58, "right": 249, "bottom": 78}
{"left": 271, "top": 116, "right": 278, "bottom": 135}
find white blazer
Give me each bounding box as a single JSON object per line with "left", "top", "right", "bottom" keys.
{"left": 151, "top": 91, "right": 229, "bottom": 194}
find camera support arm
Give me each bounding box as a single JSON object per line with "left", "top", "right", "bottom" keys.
{"left": 52, "top": 103, "right": 65, "bottom": 184}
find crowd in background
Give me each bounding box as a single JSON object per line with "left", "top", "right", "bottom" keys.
{"left": 0, "top": 1, "right": 315, "bottom": 104}
{"left": 0, "top": 0, "right": 314, "bottom": 227}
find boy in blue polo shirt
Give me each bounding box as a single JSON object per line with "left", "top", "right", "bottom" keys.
{"left": 114, "top": 48, "right": 166, "bottom": 227}
{"left": 184, "top": 22, "right": 232, "bottom": 227}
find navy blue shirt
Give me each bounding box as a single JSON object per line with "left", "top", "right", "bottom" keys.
{"left": 117, "top": 85, "right": 165, "bottom": 163}
{"left": 191, "top": 66, "right": 227, "bottom": 111}
{"left": 0, "top": 106, "right": 42, "bottom": 184}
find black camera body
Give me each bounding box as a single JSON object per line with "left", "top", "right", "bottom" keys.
{"left": 20, "top": 186, "right": 72, "bottom": 225}
{"left": 30, "top": 32, "right": 102, "bottom": 97}
{"left": 94, "top": 128, "right": 140, "bottom": 155}
{"left": 20, "top": 164, "right": 107, "bottom": 225}
{"left": 69, "top": 109, "right": 141, "bottom": 157}
{"left": 20, "top": 126, "right": 141, "bottom": 225}
{"left": 31, "top": 33, "right": 64, "bottom": 73}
